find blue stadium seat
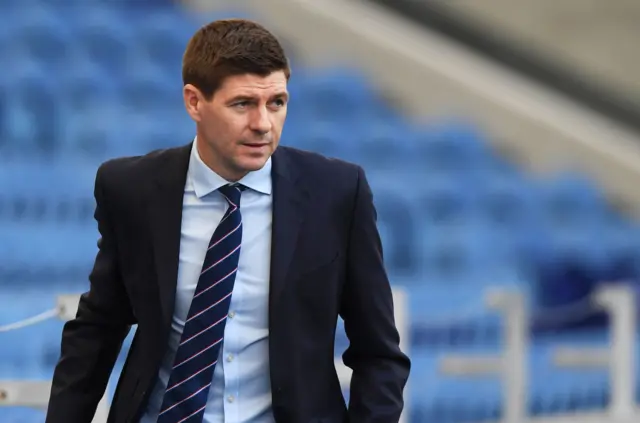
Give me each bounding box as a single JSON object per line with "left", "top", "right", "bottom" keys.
{"left": 0, "top": 162, "right": 97, "bottom": 277}
{"left": 527, "top": 341, "right": 610, "bottom": 414}
{"left": 0, "top": 407, "right": 46, "bottom": 423}
{"left": 530, "top": 229, "right": 608, "bottom": 331}
{"left": 4, "top": 223, "right": 96, "bottom": 288}
{"left": 69, "top": 7, "right": 134, "bottom": 76}
{"left": 411, "top": 346, "right": 502, "bottom": 422}
{"left": 285, "top": 120, "right": 359, "bottom": 161}
{"left": 6, "top": 5, "right": 73, "bottom": 68}
{"left": 546, "top": 226, "right": 609, "bottom": 273}
{"left": 0, "top": 63, "right": 60, "bottom": 155}
{"left": 476, "top": 173, "right": 538, "bottom": 223}
{"left": 57, "top": 61, "right": 121, "bottom": 115}
{"left": 288, "top": 67, "right": 392, "bottom": 122}
{"left": 0, "top": 0, "right": 18, "bottom": 14}
{"left": 354, "top": 121, "right": 416, "bottom": 166}
{"left": 418, "top": 175, "right": 474, "bottom": 227}
{"left": 410, "top": 340, "right": 613, "bottom": 422}
{"left": 60, "top": 110, "right": 126, "bottom": 160}
{"left": 126, "top": 115, "right": 194, "bottom": 154}
{"left": 408, "top": 285, "right": 489, "bottom": 323}
{"left": 475, "top": 173, "right": 544, "bottom": 251}
{"left": 55, "top": 61, "right": 124, "bottom": 157}
{"left": 537, "top": 172, "right": 607, "bottom": 227}
{"left": 0, "top": 161, "right": 52, "bottom": 219}
{"left": 132, "top": 10, "right": 195, "bottom": 77}
{"left": 118, "top": 66, "right": 182, "bottom": 115}
{"left": 599, "top": 223, "right": 640, "bottom": 281}
{"left": 420, "top": 227, "right": 508, "bottom": 285}
{"left": 363, "top": 175, "right": 419, "bottom": 273}
{"left": 413, "top": 120, "right": 495, "bottom": 175}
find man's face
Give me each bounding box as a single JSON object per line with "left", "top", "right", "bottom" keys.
{"left": 184, "top": 71, "right": 289, "bottom": 181}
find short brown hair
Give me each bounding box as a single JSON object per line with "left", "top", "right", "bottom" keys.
{"left": 182, "top": 19, "right": 291, "bottom": 100}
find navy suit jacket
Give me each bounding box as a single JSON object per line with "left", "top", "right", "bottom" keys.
{"left": 46, "top": 143, "right": 411, "bottom": 423}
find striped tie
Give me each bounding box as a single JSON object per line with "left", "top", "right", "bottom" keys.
{"left": 158, "top": 184, "right": 244, "bottom": 423}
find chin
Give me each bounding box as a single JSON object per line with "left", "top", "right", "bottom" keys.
{"left": 239, "top": 156, "right": 270, "bottom": 172}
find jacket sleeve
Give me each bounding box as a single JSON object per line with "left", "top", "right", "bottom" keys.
{"left": 340, "top": 165, "right": 411, "bottom": 423}
{"left": 46, "top": 163, "right": 136, "bottom": 423}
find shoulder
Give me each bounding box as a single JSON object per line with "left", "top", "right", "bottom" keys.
{"left": 276, "top": 146, "right": 370, "bottom": 222}
{"left": 96, "top": 146, "right": 175, "bottom": 181}
{"left": 96, "top": 144, "right": 190, "bottom": 190}
{"left": 276, "top": 145, "right": 364, "bottom": 188}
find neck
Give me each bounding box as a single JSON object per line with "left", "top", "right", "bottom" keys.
{"left": 195, "top": 137, "right": 247, "bottom": 182}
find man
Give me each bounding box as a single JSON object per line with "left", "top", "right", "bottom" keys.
{"left": 46, "top": 19, "right": 410, "bottom": 423}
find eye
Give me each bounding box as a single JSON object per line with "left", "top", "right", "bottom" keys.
{"left": 233, "top": 101, "right": 249, "bottom": 108}
{"left": 271, "top": 98, "right": 286, "bottom": 108}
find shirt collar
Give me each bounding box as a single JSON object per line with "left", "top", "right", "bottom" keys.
{"left": 188, "top": 138, "right": 272, "bottom": 198}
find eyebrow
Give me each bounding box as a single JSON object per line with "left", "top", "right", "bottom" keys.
{"left": 228, "top": 92, "right": 289, "bottom": 103}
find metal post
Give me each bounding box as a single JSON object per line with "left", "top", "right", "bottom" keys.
{"left": 551, "top": 285, "right": 638, "bottom": 419}
{"left": 596, "top": 286, "right": 637, "bottom": 418}
{"left": 488, "top": 290, "right": 528, "bottom": 422}
{"left": 439, "top": 289, "right": 529, "bottom": 422}
{"left": 394, "top": 289, "right": 410, "bottom": 423}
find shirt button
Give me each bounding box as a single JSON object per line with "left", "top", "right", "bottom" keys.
{"left": 228, "top": 311, "right": 235, "bottom": 318}
{"left": 227, "top": 354, "right": 234, "bottom": 362}
{"left": 227, "top": 395, "right": 235, "bottom": 403}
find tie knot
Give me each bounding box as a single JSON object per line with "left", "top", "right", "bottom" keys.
{"left": 218, "top": 184, "right": 243, "bottom": 206}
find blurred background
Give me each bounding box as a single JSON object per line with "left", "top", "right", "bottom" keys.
{"left": 2, "top": 0, "right": 640, "bottom": 422}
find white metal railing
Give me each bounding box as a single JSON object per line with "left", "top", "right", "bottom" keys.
{"left": 0, "top": 295, "right": 110, "bottom": 423}
{"left": 4, "top": 284, "right": 637, "bottom": 423}
{"left": 438, "top": 284, "right": 640, "bottom": 423}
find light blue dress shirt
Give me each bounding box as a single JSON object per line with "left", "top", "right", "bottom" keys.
{"left": 140, "top": 141, "right": 275, "bottom": 423}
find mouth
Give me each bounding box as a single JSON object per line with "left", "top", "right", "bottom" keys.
{"left": 243, "top": 143, "right": 269, "bottom": 148}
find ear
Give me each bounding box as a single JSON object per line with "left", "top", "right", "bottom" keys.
{"left": 183, "top": 84, "right": 205, "bottom": 122}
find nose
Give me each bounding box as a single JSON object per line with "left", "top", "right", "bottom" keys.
{"left": 249, "top": 107, "right": 272, "bottom": 135}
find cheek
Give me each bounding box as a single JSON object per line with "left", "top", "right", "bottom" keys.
{"left": 204, "top": 112, "right": 242, "bottom": 139}
{"left": 219, "top": 111, "right": 245, "bottom": 132}
{"left": 272, "top": 113, "right": 287, "bottom": 135}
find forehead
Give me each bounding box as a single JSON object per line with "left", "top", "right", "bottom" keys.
{"left": 217, "top": 71, "right": 288, "bottom": 98}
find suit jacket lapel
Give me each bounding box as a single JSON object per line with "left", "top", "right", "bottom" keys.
{"left": 269, "top": 148, "right": 309, "bottom": 314}
{"left": 147, "top": 143, "right": 193, "bottom": 331}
